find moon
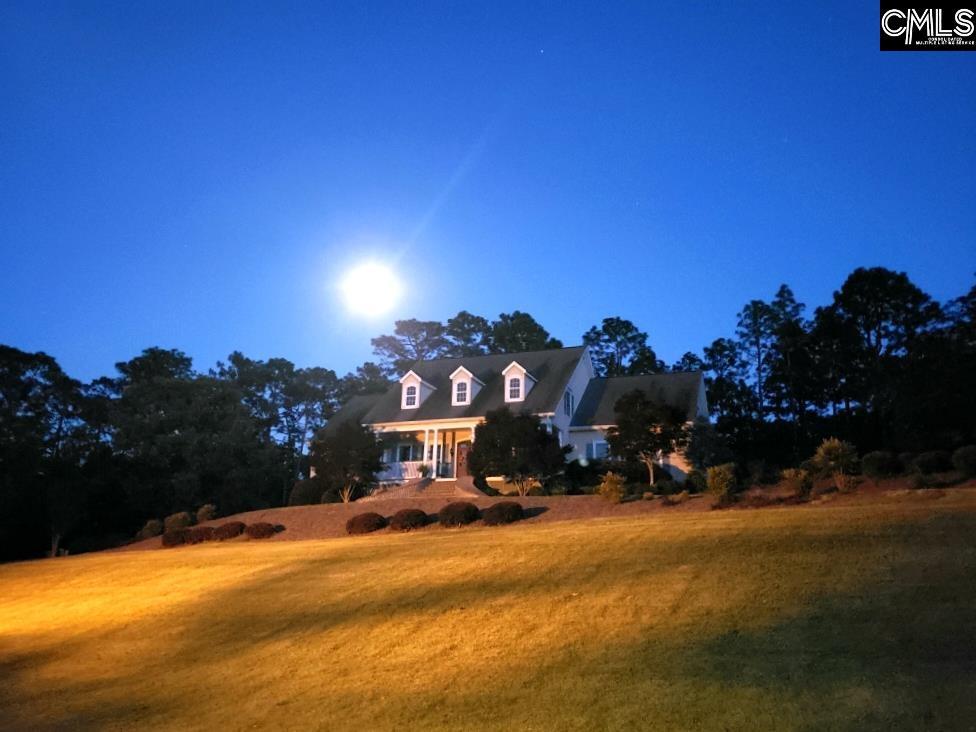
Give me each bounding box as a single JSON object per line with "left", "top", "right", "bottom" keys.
{"left": 339, "top": 261, "right": 403, "bottom": 317}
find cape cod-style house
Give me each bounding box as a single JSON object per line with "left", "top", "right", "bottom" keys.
{"left": 327, "top": 346, "right": 708, "bottom": 486}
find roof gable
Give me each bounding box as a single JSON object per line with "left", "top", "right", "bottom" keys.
{"left": 571, "top": 371, "right": 705, "bottom": 427}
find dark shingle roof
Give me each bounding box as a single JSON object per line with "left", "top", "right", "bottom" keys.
{"left": 319, "top": 393, "right": 384, "bottom": 435}
{"left": 571, "top": 371, "right": 704, "bottom": 426}
{"left": 358, "top": 346, "right": 588, "bottom": 425}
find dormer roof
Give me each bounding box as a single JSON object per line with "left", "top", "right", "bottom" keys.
{"left": 398, "top": 370, "right": 437, "bottom": 389}
{"left": 501, "top": 361, "right": 537, "bottom": 381}
{"left": 448, "top": 365, "right": 485, "bottom": 385}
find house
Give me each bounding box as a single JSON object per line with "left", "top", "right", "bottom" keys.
{"left": 328, "top": 346, "right": 709, "bottom": 484}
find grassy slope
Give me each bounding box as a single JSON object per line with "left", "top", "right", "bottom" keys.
{"left": 2, "top": 492, "right": 976, "bottom": 731}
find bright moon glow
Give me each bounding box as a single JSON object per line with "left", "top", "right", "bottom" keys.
{"left": 340, "top": 262, "right": 402, "bottom": 317}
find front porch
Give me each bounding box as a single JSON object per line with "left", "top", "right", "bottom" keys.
{"left": 376, "top": 424, "right": 476, "bottom": 482}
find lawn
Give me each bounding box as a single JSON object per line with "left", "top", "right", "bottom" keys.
{"left": 2, "top": 491, "right": 976, "bottom": 731}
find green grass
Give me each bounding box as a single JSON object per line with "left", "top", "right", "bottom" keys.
{"left": 2, "top": 492, "right": 976, "bottom": 730}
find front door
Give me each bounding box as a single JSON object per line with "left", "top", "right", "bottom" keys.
{"left": 455, "top": 442, "right": 472, "bottom": 477}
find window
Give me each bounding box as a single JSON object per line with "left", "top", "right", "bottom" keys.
{"left": 563, "top": 390, "right": 574, "bottom": 416}
{"left": 398, "top": 444, "right": 413, "bottom": 462}
{"left": 586, "top": 441, "right": 609, "bottom": 460}
{"left": 405, "top": 385, "right": 417, "bottom": 407}
{"left": 456, "top": 381, "right": 467, "bottom": 404}
{"left": 508, "top": 377, "right": 521, "bottom": 400}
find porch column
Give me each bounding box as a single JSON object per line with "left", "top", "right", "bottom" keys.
{"left": 422, "top": 429, "right": 429, "bottom": 469}
{"left": 432, "top": 427, "right": 439, "bottom": 476}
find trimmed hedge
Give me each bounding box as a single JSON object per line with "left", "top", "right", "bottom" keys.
{"left": 952, "top": 445, "right": 976, "bottom": 477}
{"left": 245, "top": 522, "right": 277, "bottom": 539}
{"left": 161, "top": 528, "right": 188, "bottom": 547}
{"left": 345, "top": 512, "right": 388, "bottom": 535}
{"left": 482, "top": 501, "right": 524, "bottom": 526}
{"left": 185, "top": 526, "right": 216, "bottom": 545}
{"left": 438, "top": 502, "right": 480, "bottom": 527}
{"left": 389, "top": 509, "right": 428, "bottom": 532}
{"left": 214, "top": 521, "right": 246, "bottom": 540}
{"left": 915, "top": 450, "right": 952, "bottom": 475}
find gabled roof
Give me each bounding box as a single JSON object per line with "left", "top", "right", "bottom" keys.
{"left": 501, "top": 360, "right": 537, "bottom": 381}
{"left": 448, "top": 365, "right": 485, "bottom": 385}
{"left": 571, "top": 371, "right": 704, "bottom": 427}
{"left": 359, "top": 346, "right": 588, "bottom": 425}
{"left": 398, "top": 370, "right": 437, "bottom": 389}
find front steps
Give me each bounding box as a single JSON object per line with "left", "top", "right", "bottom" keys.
{"left": 361, "top": 477, "right": 486, "bottom": 502}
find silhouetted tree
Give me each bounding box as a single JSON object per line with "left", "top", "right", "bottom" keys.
{"left": 583, "top": 317, "right": 662, "bottom": 376}
{"left": 489, "top": 311, "right": 563, "bottom": 353}
{"left": 606, "top": 390, "right": 689, "bottom": 486}
{"left": 309, "top": 422, "right": 384, "bottom": 502}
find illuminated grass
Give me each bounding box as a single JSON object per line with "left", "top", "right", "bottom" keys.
{"left": 2, "top": 492, "right": 976, "bottom": 730}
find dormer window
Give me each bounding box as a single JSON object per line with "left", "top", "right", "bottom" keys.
{"left": 449, "top": 365, "right": 483, "bottom": 406}
{"left": 502, "top": 360, "right": 534, "bottom": 403}
{"left": 399, "top": 370, "right": 434, "bottom": 410}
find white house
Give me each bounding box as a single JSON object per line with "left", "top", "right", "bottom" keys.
{"left": 326, "top": 346, "right": 709, "bottom": 484}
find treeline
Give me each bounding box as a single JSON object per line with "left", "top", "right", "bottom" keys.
{"left": 1, "top": 269, "right": 974, "bottom": 560}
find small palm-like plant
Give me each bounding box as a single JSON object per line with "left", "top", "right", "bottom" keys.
{"left": 812, "top": 438, "right": 858, "bottom": 492}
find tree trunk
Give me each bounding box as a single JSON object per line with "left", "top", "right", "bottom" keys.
{"left": 643, "top": 456, "right": 655, "bottom": 486}
{"left": 340, "top": 484, "right": 354, "bottom": 503}
{"left": 50, "top": 532, "right": 61, "bottom": 558}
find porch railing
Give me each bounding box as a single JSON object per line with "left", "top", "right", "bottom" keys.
{"left": 377, "top": 460, "right": 453, "bottom": 481}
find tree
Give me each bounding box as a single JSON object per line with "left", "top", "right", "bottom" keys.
{"left": 735, "top": 299, "right": 778, "bottom": 420}
{"left": 371, "top": 320, "right": 449, "bottom": 375}
{"left": 583, "top": 317, "right": 662, "bottom": 376}
{"left": 338, "top": 362, "right": 390, "bottom": 402}
{"left": 444, "top": 311, "right": 493, "bottom": 356}
{"left": 309, "top": 422, "right": 384, "bottom": 503}
{"left": 467, "top": 408, "right": 568, "bottom": 495}
{"left": 489, "top": 311, "right": 563, "bottom": 353}
{"left": 671, "top": 352, "right": 704, "bottom": 372}
{"left": 606, "top": 390, "right": 689, "bottom": 486}
{"left": 684, "top": 418, "right": 733, "bottom": 470}
{"left": 111, "top": 353, "right": 283, "bottom": 519}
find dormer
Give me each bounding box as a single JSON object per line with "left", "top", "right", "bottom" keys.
{"left": 399, "top": 370, "right": 436, "bottom": 410}
{"left": 449, "top": 366, "right": 484, "bottom": 407}
{"left": 501, "top": 361, "right": 536, "bottom": 403}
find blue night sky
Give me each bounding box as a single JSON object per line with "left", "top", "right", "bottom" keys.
{"left": 2, "top": 1, "right": 974, "bottom": 382}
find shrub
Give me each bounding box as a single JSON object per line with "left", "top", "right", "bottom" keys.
{"left": 345, "top": 512, "right": 387, "bottom": 535}
{"left": 438, "top": 502, "right": 480, "bottom": 527}
{"left": 811, "top": 438, "right": 858, "bottom": 477}
{"left": 952, "top": 445, "right": 976, "bottom": 477}
{"left": 915, "top": 450, "right": 952, "bottom": 475}
{"left": 245, "top": 522, "right": 277, "bottom": 539}
{"left": 707, "top": 463, "right": 738, "bottom": 502}
{"left": 163, "top": 511, "right": 194, "bottom": 532}
{"left": 780, "top": 468, "right": 812, "bottom": 498}
{"left": 161, "top": 529, "right": 188, "bottom": 548}
{"left": 185, "top": 526, "right": 216, "bottom": 545}
{"left": 389, "top": 509, "right": 428, "bottom": 532}
{"left": 909, "top": 472, "right": 930, "bottom": 490}
{"left": 685, "top": 469, "right": 707, "bottom": 494}
{"left": 642, "top": 491, "right": 656, "bottom": 501}
{"left": 861, "top": 451, "right": 901, "bottom": 479}
{"left": 898, "top": 452, "right": 916, "bottom": 473}
{"left": 195, "top": 504, "right": 217, "bottom": 523}
{"left": 213, "top": 521, "right": 246, "bottom": 540}
{"left": 663, "top": 490, "right": 690, "bottom": 506}
{"left": 482, "top": 501, "right": 524, "bottom": 526}
{"left": 273, "top": 524, "right": 286, "bottom": 533}
{"left": 597, "top": 471, "right": 626, "bottom": 504}
{"left": 834, "top": 473, "right": 859, "bottom": 493}
{"left": 746, "top": 460, "right": 778, "bottom": 485}
{"left": 136, "top": 519, "right": 163, "bottom": 540}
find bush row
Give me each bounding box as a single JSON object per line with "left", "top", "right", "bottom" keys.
{"left": 161, "top": 521, "right": 282, "bottom": 548}
{"left": 345, "top": 501, "right": 525, "bottom": 535}
{"left": 137, "top": 504, "right": 220, "bottom": 540}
